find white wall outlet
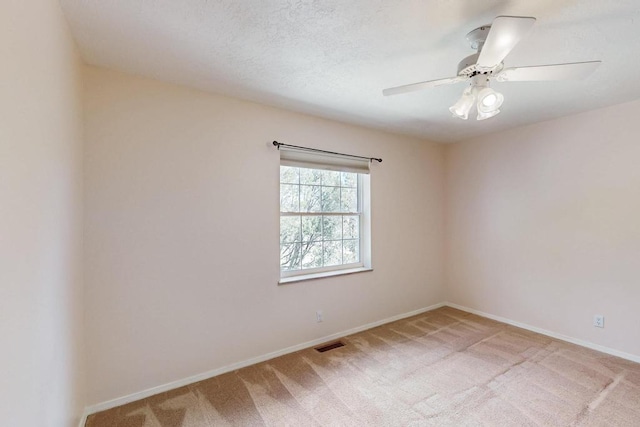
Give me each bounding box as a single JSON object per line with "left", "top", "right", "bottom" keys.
{"left": 593, "top": 315, "right": 604, "bottom": 328}
{"left": 316, "top": 310, "right": 323, "bottom": 323}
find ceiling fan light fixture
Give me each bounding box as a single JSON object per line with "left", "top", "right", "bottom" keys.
{"left": 449, "top": 87, "right": 475, "bottom": 120}
{"left": 481, "top": 93, "right": 497, "bottom": 106}
{"left": 476, "top": 87, "right": 504, "bottom": 113}
{"left": 476, "top": 108, "right": 501, "bottom": 121}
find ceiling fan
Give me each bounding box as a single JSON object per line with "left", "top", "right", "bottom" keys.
{"left": 382, "top": 16, "right": 601, "bottom": 120}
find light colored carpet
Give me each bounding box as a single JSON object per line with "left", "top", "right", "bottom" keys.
{"left": 86, "top": 307, "right": 640, "bottom": 426}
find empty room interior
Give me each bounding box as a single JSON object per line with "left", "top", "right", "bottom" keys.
{"left": 3, "top": 1, "right": 640, "bottom": 426}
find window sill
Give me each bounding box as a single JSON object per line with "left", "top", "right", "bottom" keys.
{"left": 279, "top": 267, "right": 373, "bottom": 285}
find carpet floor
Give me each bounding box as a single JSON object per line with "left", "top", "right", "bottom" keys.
{"left": 86, "top": 307, "right": 640, "bottom": 426}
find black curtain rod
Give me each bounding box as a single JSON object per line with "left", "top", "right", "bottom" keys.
{"left": 273, "top": 141, "right": 382, "bottom": 163}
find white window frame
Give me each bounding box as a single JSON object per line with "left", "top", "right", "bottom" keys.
{"left": 278, "top": 162, "right": 372, "bottom": 284}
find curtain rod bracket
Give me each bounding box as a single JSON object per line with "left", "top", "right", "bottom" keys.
{"left": 272, "top": 141, "right": 382, "bottom": 163}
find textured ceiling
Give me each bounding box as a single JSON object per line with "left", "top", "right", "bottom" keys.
{"left": 61, "top": 0, "right": 640, "bottom": 143}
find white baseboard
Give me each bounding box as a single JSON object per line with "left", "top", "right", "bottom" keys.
{"left": 445, "top": 302, "right": 640, "bottom": 364}
{"left": 77, "top": 409, "right": 89, "bottom": 427}
{"left": 82, "top": 302, "right": 446, "bottom": 418}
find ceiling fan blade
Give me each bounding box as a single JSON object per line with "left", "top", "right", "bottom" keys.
{"left": 496, "top": 61, "right": 602, "bottom": 82}
{"left": 382, "top": 76, "right": 466, "bottom": 96}
{"left": 476, "top": 16, "right": 536, "bottom": 69}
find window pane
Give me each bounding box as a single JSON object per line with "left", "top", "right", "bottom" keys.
{"left": 343, "top": 239, "right": 360, "bottom": 264}
{"left": 323, "top": 241, "right": 342, "bottom": 266}
{"left": 301, "top": 216, "right": 322, "bottom": 243}
{"left": 341, "top": 172, "right": 357, "bottom": 188}
{"left": 341, "top": 188, "right": 358, "bottom": 212}
{"left": 343, "top": 215, "right": 359, "bottom": 239}
{"left": 300, "top": 168, "right": 322, "bottom": 185}
{"left": 280, "top": 184, "right": 299, "bottom": 212}
{"left": 322, "top": 216, "right": 342, "bottom": 240}
{"left": 280, "top": 216, "right": 301, "bottom": 243}
{"left": 321, "top": 170, "right": 341, "bottom": 186}
{"left": 321, "top": 186, "right": 340, "bottom": 212}
{"left": 280, "top": 165, "right": 367, "bottom": 275}
{"left": 301, "top": 242, "right": 322, "bottom": 269}
{"left": 300, "top": 185, "right": 321, "bottom": 212}
{"left": 280, "top": 166, "right": 299, "bottom": 184}
{"left": 280, "top": 243, "right": 301, "bottom": 270}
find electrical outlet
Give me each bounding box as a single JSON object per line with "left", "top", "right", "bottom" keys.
{"left": 593, "top": 315, "right": 604, "bottom": 328}
{"left": 316, "top": 310, "right": 323, "bottom": 323}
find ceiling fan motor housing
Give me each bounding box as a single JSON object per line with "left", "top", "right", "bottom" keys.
{"left": 457, "top": 53, "right": 503, "bottom": 78}
{"left": 458, "top": 25, "right": 504, "bottom": 77}
{"left": 466, "top": 25, "right": 491, "bottom": 50}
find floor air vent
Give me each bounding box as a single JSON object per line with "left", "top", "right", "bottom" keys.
{"left": 315, "top": 341, "right": 345, "bottom": 353}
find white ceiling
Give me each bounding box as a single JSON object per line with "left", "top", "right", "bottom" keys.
{"left": 61, "top": 0, "right": 640, "bottom": 143}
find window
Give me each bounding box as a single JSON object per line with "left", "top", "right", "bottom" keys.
{"left": 278, "top": 148, "right": 371, "bottom": 281}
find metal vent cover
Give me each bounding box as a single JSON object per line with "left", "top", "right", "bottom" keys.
{"left": 314, "top": 341, "right": 345, "bottom": 353}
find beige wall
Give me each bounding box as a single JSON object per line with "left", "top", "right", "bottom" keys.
{"left": 0, "top": 1, "right": 85, "bottom": 426}
{"left": 445, "top": 99, "right": 640, "bottom": 357}
{"left": 83, "top": 67, "right": 445, "bottom": 405}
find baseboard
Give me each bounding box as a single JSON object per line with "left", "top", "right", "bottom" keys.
{"left": 77, "top": 408, "right": 89, "bottom": 427}
{"left": 82, "top": 302, "right": 446, "bottom": 418}
{"left": 445, "top": 302, "right": 640, "bottom": 364}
